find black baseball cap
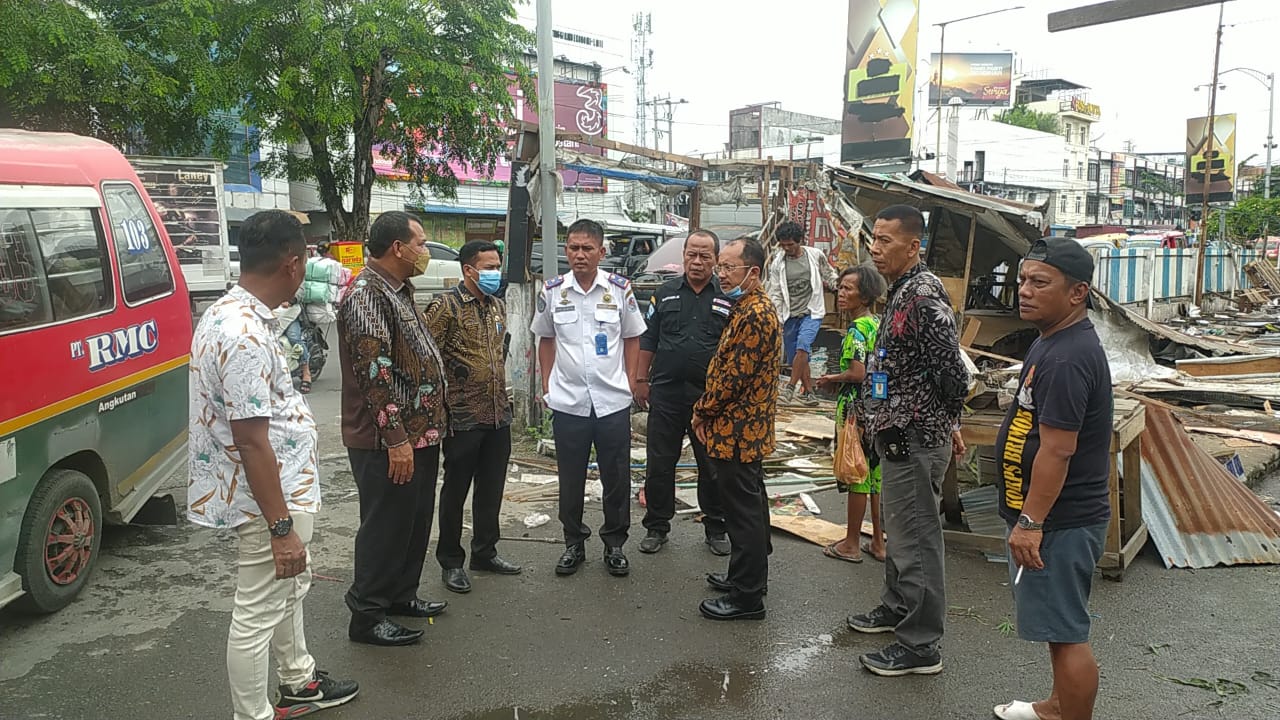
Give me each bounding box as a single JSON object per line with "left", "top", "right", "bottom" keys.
{"left": 1025, "top": 237, "right": 1095, "bottom": 308}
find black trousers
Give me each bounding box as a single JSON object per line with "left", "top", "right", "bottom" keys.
{"left": 436, "top": 425, "right": 512, "bottom": 569}
{"left": 711, "top": 455, "right": 770, "bottom": 604}
{"left": 345, "top": 445, "right": 440, "bottom": 629}
{"left": 641, "top": 390, "right": 725, "bottom": 536}
{"left": 552, "top": 408, "right": 631, "bottom": 548}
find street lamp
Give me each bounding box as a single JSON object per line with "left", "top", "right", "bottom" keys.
{"left": 934, "top": 6, "right": 1024, "bottom": 175}
{"left": 1209, "top": 67, "right": 1275, "bottom": 266}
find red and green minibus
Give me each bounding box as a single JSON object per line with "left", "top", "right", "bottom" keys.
{"left": 0, "top": 130, "right": 193, "bottom": 613}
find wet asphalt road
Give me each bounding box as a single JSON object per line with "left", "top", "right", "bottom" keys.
{"left": 3, "top": 366, "right": 1280, "bottom": 720}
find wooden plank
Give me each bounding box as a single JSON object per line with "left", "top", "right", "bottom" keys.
{"left": 689, "top": 168, "right": 703, "bottom": 231}
{"left": 1121, "top": 524, "right": 1149, "bottom": 563}
{"left": 1185, "top": 426, "right": 1280, "bottom": 448}
{"left": 962, "top": 345, "right": 1020, "bottom": 364}
{"left": 1048, "top": 0, "right": 1233, "bottom": 33}
{"left": 939, "top": 276, "right": 968, "bottom": 314}
{"left": 1175, "top": 353, "right": 1280, "bottom": 378}
{"left": 960, "top": 316, "right": 982, "bottom": 348}
{"left": 1114, "top": 405, "right": 1147, "bottom": 450}
{"left": 943, "top": 529, "right": 1008, "bottom": 555}
{"left": 553, "top": 130, "right": 710, "bottom": 169}
{"left": 769, "top": 514, "right": 847, "bottom": 546}
{"left": 1122, "top": 440, "right": 1144, "bottom": 541}
{"left": 782, "top": 414, "right": 837, "bottom": 441}
{"left": 960, "top": 212, "right": 977, "bottom": 322}
{"left": 961, "top": 416, "right": 1002, "bottom": 448}
{"left": 1105, "top": 455, "right": 1122, "bottom": 559}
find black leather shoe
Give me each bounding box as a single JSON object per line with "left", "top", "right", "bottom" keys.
{"left": 603, "top": 546, "right": 630, "bottom": 577}
{"left": 389, "top": 599, "right": 448, "bottom": 618}
{"left": 638, "top": 530, "right": 667, "bottom": 554}
{"left": 699, "top": 596, "right": 766, "bottom": 621}
{"left": 705, "top": 532, "right": 731, "bottom": 556}
{"left": 469, "top": 556, "right": 522, "bottom": 575}
{"left": 442, "top": 568, "right": 471, "bottom": 594}
{"left": 706, "top": 571, "right": 768, "bottom": 595}
{"left": 555, "top": 544, "right": 586, "bottom": 576}
{"left": 349, "top": 618, "right": 423, "bottom": 646}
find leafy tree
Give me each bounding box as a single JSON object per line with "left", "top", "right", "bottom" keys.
{"left": 200, "top": 0, "right": 533, "bottom": 241}
{"left": 993, "top": 104, "right": 1061, "bottom": 135}
{"left": 1206, "top": 196, "right": 1280, "bottom": 243}
{"left": 1132, "top": 169, "right": 1181, "bottom": 198}
{"left": 1243, "top": 165, "right": 1280, "bottom": 199}
{"left": 0, "top": 0, "right": 227, "bottom": 156}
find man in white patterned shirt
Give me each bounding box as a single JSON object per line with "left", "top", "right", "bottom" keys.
{"left": 188, "top": 210, "right": 357, "bottom": 720}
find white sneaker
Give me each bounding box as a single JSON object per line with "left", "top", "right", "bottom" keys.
{"left": 779, "top": 385, "right": 796, "bottom": 403}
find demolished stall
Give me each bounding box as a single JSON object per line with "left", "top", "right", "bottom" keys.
{"left": 828, "top": 167, "right": 1154, "bottom": 578}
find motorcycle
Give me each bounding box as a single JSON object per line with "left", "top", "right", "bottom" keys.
{"left": 275, "top": 302, "right": 330, "bottom": 387}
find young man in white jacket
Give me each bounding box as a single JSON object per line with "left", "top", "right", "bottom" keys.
{"left": 765, "top": 221, "right": 838, "bottom": 405}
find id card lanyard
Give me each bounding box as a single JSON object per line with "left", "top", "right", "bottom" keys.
{"left": 870, "top": 347, "right": 889, "bottom": 400}
{"left": 595, "top": 324, "right": 608, "bottom": 356}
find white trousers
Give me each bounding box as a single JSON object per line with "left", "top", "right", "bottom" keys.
{"left": 228, "top": 512, "right": 317, "bottom": 720}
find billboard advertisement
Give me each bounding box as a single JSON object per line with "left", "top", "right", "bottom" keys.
{"left": 927, "top": 53, "right": 1014, "bottom": 107}
{"left": 1185, "top": 113, "right": 1236, "bottom": 203}
{"left": 374, "top": 79, "right": 608, "bottom": 192}
{"left": 841, "top": 0, "right": 919, "bottom": 166}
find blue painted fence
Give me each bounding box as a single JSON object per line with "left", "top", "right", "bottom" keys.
{"left": 1092, "top": 247, "right": 1263, "bottom": 305}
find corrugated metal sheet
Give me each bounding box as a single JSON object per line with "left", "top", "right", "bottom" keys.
{"left": 1091, "top": 291, "right": 1257, "bottom": 357}
{"left": 827, "top": 166, "right": 1043, "bottom": 256}
{"left": 1139, "top": 404, "right": 1280, "bottom": 568}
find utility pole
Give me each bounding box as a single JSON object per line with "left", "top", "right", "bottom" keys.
{"left": 1193, "top": 2, "right": 1224, "bottom": 307}
{"left": 536, "top": 0, "right": 557, "bottom": 276}
{"left": 642, "top": 96, "right": 688, "bottom": 162}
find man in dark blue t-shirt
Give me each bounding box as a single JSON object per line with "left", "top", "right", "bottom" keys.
{"left": 992, "top": 237, "right": 1113, "bottom": 720}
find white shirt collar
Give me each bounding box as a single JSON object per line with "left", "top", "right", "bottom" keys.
{"left": 567, "top": 269, "right": 610, "bottom": 296}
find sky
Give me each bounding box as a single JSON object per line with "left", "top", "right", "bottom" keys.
{"left": 525, "top": 0, "right": 1278, "bottom": 164}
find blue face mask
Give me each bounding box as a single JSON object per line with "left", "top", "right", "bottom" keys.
{"left": 476, "top": 269, "right": 502, "bottom": 295}
{"left": 724, "top": 284, "right": 744, "bottom": 300}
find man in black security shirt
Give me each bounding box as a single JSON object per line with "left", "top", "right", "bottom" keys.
{"left": 993, "top": 237, "right": 1113, "bottom": 720}
{"left": 635, "top": 229, "right": 732, "bottom": 556}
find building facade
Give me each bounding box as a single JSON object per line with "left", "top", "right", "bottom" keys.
{"left": 1090, "top": 152, "right": 1185, "bottom": 227}
{"left": 921, "top": 79, "right": 1106, "bottom": 228}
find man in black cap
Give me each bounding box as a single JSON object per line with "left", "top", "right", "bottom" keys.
{"left": 991, "top": 237, "right": 1113, "bottom": 720}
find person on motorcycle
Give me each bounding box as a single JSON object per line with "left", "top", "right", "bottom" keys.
{"left": 275, "top": 300, "right": 313, "bottom": 393}
{"left": 302, "top": 240, "right": 351, "bottom": 324}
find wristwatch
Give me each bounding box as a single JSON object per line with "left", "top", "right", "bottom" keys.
{"left": 269, "top": 515, "right": 294, "bottom": 538}
{"left": 1016, "top": 514, "right": 1044, "bottom": 531}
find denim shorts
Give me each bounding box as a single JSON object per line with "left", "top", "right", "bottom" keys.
{"left": 1006, "top": 521, "right": 1108, "bottom": 644}
{"left": 782, "top": 315, "right": 822, "bottom": 363}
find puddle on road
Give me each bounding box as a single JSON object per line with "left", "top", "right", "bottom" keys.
{"left": 449, "top": 633, "right": 843, "bottom": 720}
{"left": 447, "top": 659, "right": 763, "bottom": 720}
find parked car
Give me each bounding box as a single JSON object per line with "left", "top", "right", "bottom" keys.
{"left": 419, "top": 241, "right": 463, "bottom": 291}
{"left": 1257, "top": 236, "right": 1280, "bottom": 261}
{"left": 600, "top": 233, "right": 666, "bottom": 277}
{"left": 631, "top": 225, "right": 758, "bottom": 310}
{"left": 530, "top": 228, "right": 675, "bottom": 280}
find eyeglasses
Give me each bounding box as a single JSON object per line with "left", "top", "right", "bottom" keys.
{"left": 715, "top": 264, "right": 748, "bottom": 275}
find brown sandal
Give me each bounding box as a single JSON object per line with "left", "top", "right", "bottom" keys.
{"left": 860, "top": 538, "right": 886, "bottom": 563}
{"left": 823, "top": 541, "right": 863, "bottom": 563}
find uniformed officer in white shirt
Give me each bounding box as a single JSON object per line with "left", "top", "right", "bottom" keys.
{"left": 531, "top": 218, "right": 647, "bottom": 578}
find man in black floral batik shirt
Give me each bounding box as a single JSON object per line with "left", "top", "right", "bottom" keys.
{"left": 847, "top": 204, "right": 970, "bottom": 678}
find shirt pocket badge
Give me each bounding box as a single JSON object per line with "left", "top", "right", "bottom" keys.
{"left": 553, "top": 306, "right": 579, "bottom": 325}
{"left": 594, "top": 304, "right": 621, "bottom": 324}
